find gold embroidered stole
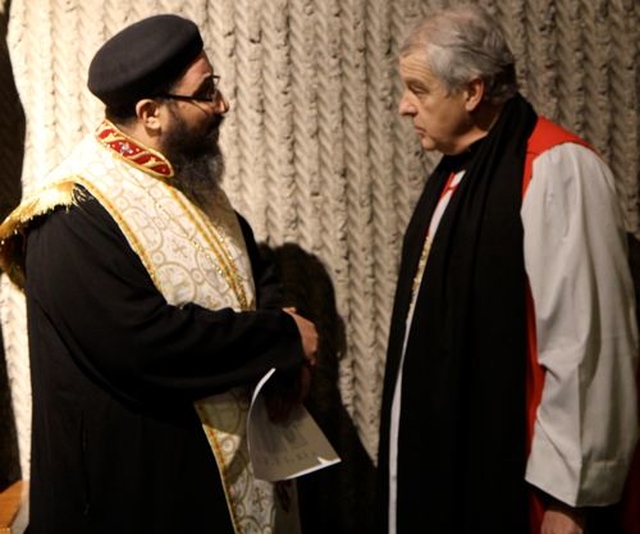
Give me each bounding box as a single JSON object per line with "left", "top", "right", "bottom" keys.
{"left": 0, "top": 121, "right": 278, "bottom": 533}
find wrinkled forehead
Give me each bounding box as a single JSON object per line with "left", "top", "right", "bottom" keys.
{"left": 399, "top": 52, "right": 438, "bottom": 84}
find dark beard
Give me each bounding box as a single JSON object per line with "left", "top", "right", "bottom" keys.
{"left": 162, "top": 108, "right": 226, "bottom": 209}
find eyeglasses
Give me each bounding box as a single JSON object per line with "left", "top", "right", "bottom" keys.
{"left": 156, "top": 74, "right": 221, "bottom": 103}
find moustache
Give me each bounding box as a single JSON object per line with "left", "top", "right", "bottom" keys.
{"left": 210, "top": 114, "right": 225, "bottom": 133}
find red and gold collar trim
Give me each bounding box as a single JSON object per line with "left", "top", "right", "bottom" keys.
{"left": 95, "top": 120, "right": 174, "bottom": 179}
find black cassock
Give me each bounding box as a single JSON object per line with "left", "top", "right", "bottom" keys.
{"left": 24, "top": 191, "right": 304, "bottom": 534}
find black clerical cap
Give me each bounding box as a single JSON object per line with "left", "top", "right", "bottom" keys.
{"left": 88, "top": 14, "right": 203, "bottom": 108}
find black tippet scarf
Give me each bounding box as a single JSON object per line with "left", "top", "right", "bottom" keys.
{"left": 376, "top": 94, "right": 538, "bottom": 534}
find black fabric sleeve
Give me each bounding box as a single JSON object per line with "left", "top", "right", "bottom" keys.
{"left": 24, "top": 191, "right": 305, "bottom": 406}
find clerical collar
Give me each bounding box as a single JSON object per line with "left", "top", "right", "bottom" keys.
{"left": 95, "top": 119, "right": 175, "bottom": 179}
{"left": 440, "top": 135, "right": 486, "bottom": 174}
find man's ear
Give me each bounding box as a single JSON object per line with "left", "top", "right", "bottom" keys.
{"left": 135, "top": 99, "right": 162, "bottom": 131}
{"left": 464, "top": 77, "right": 485, "bottom": 112}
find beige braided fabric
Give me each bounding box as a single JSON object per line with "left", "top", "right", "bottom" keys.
{"left": 0, "top": 276, "right": 29, "bottom": 479}
{"left": 1, "top": 0, "right": 639, "bottom": 487}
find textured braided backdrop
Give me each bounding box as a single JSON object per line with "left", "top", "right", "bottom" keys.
{"left": 0, "top": 0, "right": 638, "bottom": 512}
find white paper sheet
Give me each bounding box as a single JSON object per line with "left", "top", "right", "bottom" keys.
{"left": 247, "top": 368, "right": 341, "bottom": 481}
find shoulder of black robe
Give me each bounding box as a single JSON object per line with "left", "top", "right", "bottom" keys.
{"left": 236, "top": 212, "right": 287, "bottom": 309}
{"left": 377, "top": 94, "right": 538, "bottom": 534}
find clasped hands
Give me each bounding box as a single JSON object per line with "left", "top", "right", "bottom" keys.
{"left": 263, "top": 306, "right": 319, "bottom": 423}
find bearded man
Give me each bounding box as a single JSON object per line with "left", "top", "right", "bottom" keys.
{"left": 0, "top": 14, "right": 317, "bottom": 534}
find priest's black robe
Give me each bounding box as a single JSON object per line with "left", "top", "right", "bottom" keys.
{"left": 23, "top": 190, "right": 305, "bottom": 534}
